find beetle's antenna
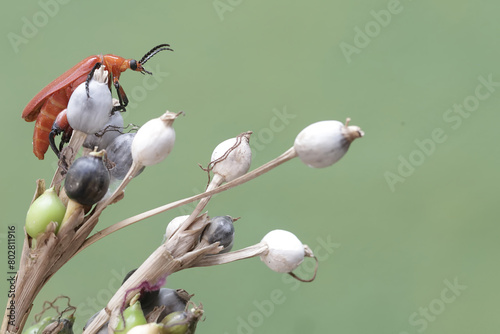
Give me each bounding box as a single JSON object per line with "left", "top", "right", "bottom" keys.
{"left": 139, "top": 44, "right": 173, "bottom": 67}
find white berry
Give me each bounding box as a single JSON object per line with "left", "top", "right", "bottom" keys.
{"left": 294, "top": 119, "right": 363, "bottom": 168}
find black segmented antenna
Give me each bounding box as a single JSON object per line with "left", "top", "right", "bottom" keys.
{"left": 139, "top": 44, "right": 173, "bottom": 66}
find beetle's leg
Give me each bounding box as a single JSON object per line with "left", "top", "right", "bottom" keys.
{"left": 49, "top": 109, "right": 72, "bottom": 158}
{"left": 86, "top": 62, "right": 102, "bottom": 98}
{"left": 59, "top": 126, "right": 73, "bottom": 152}
{"left": 49, "top": 127, "right": 62, "bottom": 158}
{"left": 112, "top": 78, "right": 129, "bottom": 113}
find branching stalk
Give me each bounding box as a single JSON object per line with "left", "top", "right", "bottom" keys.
{"left": 78, "top": 147, "right": 298, "bottom": 254}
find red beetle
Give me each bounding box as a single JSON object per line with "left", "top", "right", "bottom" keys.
{"left": 22, "top": 44, "right": 173, "bottom": 160}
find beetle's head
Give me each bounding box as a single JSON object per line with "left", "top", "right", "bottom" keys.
{"left": 132, "top": 44, "right": 174, "bottom": 75}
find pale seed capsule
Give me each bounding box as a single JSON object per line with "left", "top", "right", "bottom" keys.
{"left": 294, "top": 118, "right": 363, "bottom": 168}
{"left": 210, "top": 132, "right": 252, "bottom": 182}
{"left": 131, "top": 111, "right": 179, "bottom": 166}
{"left": 66, "top": 66, "right": 113, "bottom": 134}
{"left": 260, "top": 230, "right": 305, "bottom": 273}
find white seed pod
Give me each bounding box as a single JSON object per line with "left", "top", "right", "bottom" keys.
{"left": 67, "top": 66, "right": 113, "bottom": 134}
{"left": 83, "top": 110, "right": 124, "bottom": 151}
{"left": 131, "top": 111, "right": 179, "bottom": 166}
{"left": 294, "top": 118, "right": 364, "bottom": 168}
{"left": 260, "top": 229, "right": 305, "bottom": 273}
{"left": 210, "top": 132, "right": 252, "bottom": 182}
{"left": 164, "top": 215, "right": 190, "bottom": 241}
{"left": 126, "top": 323, "right": 165, "bottom": 334}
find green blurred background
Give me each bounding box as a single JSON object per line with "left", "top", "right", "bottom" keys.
{"left": 1, "top": 0, "right": 499, "bottom": 333}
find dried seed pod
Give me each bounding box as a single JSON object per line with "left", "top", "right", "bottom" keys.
{"left": 294, "top": 119, "right": 363, "bottom": 168}
{"left": 64, "top": 150, "right": 110, "bottom": 206}
{"left": 210, "top": 132, "right": 252, "bottom": 182}
{"left": 66, "top": 66, "right": 113, "bottom": 134}
{"left": 131, "top": 111, "right": 179, "bottom": 166}
{"left": 260, "top": 230, "right": 305, "bottom": 273}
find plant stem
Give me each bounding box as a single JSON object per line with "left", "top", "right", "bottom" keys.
{"left": 78, "top": 147, "right": 298, "bottom": 254}
{"left": 192, "top": 242, "right": 268, "bottom": 267}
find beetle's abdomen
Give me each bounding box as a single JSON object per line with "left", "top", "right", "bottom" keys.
{"left": 32, "top": 89, "right": 70, "bottom": 159}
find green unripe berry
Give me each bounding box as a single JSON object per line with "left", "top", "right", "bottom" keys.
{"left": 115, "top": 299, "right": 147, "bottom": 333}
{"left": 25, "top": 187, "right": 66, "bottom": 238}
{"left": 161, "top": 311, "right": 188, "bottom": 334}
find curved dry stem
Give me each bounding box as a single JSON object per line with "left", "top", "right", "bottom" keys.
{"left": 78, "top": 147, "right": 298, "bottom": 255}
{"left": 192, "top": 242, "right": 269, "bottom": 267}
{"left": 173, "top": 173, "right": 223, "bottom": 237}
{"left": 96, "top": 161, "right": 143, "bottom": 212}
{"left": 83, "top": 242, "right": 220, "bottom": 334}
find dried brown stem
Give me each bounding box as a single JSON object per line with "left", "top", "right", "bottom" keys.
{"left": 192, "top": 242, "right": 269, "bottom": 267}
{"left": 83, "top": 147, "right": 298, "bottom": 333}
{"left": 79, "top": 147, "right": 298, "bottom": 253}
{"left": 83, "top": 219, "right": 219, "bottom": 333}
